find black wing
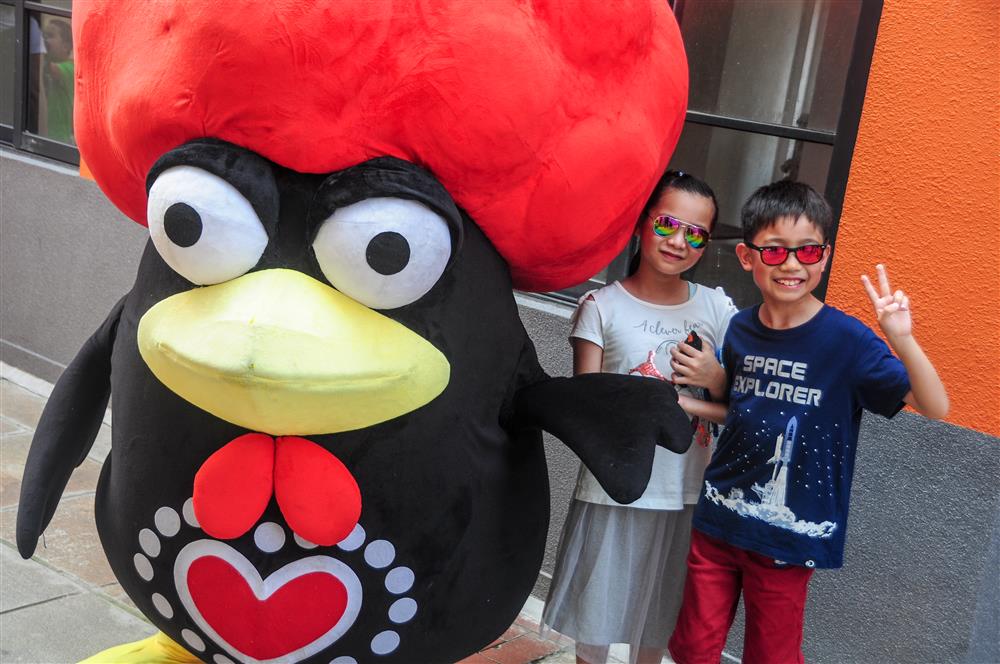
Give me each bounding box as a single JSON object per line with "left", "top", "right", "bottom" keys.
{"left": 16, "top": 296, "right": 125, "bottom": 558}
{"left": 512, "top": 373, "right": 693, "bottom": 504}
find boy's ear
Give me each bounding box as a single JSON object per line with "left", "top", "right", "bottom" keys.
{"left": 735, "top": 243, "right": 754, "bottom": 272}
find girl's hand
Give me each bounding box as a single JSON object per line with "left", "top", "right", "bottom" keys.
{"left": 671, "top": 340, "right": 726, "bottom": 399}
{"left": 861, "top": 264, "right": 912, "bottom": 341}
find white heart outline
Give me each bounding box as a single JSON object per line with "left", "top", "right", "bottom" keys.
{"left": 174, "top": 539, "right": 363, "bottom": 663}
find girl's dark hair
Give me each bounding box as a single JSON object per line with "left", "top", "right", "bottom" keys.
{"left": 642, "top": 170, "right": 719, "bottom": 228}
{"left": 628, "top": 170, "right": 719, "bottom": 276}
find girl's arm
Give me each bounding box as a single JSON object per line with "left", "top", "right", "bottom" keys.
{"left": 677, "top": 394, "right": 728, "bottom": 425}
{"left": 572, "top": 338, "right": 603, "bottom": 376}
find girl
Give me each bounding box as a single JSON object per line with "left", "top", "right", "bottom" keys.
{"left": 542, "top": 171, "right": 736, "bottom": 664}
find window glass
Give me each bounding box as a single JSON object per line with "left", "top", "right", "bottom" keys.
{"left": 670, "top": 122, "right": 832, "bottom": 308}
{"left": 26, "top": 10, "right": 76, "bottom": 145}
{"left": 0, "top": 5, "right": 14, "bottom": 126}
{"left": 680, "top": 0, "right": 860, "bottom": 132}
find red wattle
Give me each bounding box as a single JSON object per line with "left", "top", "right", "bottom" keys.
{"left": 193, "top": 433, "right": 275, "bottom": 539}
{"left": 275, "top": 436, "right": 362, "bottom": 546}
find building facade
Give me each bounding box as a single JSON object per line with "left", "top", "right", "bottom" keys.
{"left": 2, "top": 1, "right": 997, "bottom": 661}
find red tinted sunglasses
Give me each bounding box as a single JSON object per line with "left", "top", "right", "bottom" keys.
{"left": 745, "top": 242, "right": 827, "bottom": 266}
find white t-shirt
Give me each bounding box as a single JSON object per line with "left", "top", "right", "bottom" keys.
{"left": 570, "top": 280, "right": 737, "bottom": 510}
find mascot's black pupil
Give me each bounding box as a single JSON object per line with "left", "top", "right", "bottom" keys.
{"left": 163, "top": 203, "right": 203, "bottom": 248}
{"left": 366, "top": 231, "right": 410, "bottom": 275}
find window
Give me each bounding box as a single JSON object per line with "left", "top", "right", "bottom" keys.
{"left": 1, "top": 0, "right": 78, "bottom": 164}
{"left": 550, "top": 0, "right": 883, "bottom": 307}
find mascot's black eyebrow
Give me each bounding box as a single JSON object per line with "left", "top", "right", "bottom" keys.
{"left": 308, "top": 157, "right": 465, "bottom": 265}
{"left": 145, "top": 139, "right": 280, "bottom": 236}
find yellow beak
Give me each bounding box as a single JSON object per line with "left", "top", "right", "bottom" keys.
{"left": 137, "top": 269, "right": 450, "bottom": 435}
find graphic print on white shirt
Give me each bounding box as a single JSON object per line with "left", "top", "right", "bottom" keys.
{"left": 703, "top": 415, "right": 837, "bottom": 538}
{"left": 569, "top": 282, "right": 737, "bottom": 509}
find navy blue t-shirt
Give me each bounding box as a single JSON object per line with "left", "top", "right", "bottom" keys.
{"left": 693, "top": 305, "right": 910, "bottom": 568}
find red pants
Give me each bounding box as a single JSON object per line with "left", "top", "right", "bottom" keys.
{"left": 668, "top": 529, "right": 814, "bottom": 664}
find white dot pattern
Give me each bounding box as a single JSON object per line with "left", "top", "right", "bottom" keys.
{"left": 151, "top": 593, "right": 173, "bottom": 618}
{"left": 138, "top": 528, "right": 161, "bottom": 557}
{"left": 364, "top": 540, "right": 395, "bottom": 569}
{"left": 330, "top": 657, "right": 357, "bottom": 664}
{"left": 337, "top": 524, "right": 366, "bottom": 552}
{"left": 254, "top": 522, "right": 286, "bottom": 553}
{"left": 181, "top": 629, "right": 205, "bottom": 652}
{"left": 388, "top": 597, "right": 417, "bottom": 624}
{"left": 370, "top": 630, "right": 400, "bottom": 655}
{"left": 133, "top": 553, "right": 154, "bottom": 581}
{"left": 154, "top": 506, "right": 181, "bottom": 537}
{"left": 294, "top": 533, "right": 318, "bottom": 550}
{"left": 182, "top": 497, "right": 199, "bottom": 527}
{"left": 385, "top": 567, "right": 415, "bottom": 594}
{"left": 365, "top": 540, "right": 396, "bottom": 569}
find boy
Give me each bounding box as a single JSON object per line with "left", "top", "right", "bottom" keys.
{"left": 667, "top": 181, "right": 948, "bottom": 664}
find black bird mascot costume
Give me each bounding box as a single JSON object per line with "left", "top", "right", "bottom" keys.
{"left": 17, "top": 1, "right": 690, "bottom": 662}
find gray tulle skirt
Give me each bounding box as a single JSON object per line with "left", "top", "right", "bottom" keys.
{"left": 541, "top": 500, "right": 694, "bottom": 655}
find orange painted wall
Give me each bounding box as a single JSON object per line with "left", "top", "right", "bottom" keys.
{"left": 827, "top": 0, "right": 999, "bottom": 436}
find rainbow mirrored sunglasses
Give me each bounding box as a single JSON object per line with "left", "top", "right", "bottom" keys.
{"left": 649, "top": 214, "right": 711, "bottom": 249}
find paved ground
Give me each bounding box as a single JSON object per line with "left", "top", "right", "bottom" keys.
{"left": 0, "top": 369, "right": 585, "bottom": 664}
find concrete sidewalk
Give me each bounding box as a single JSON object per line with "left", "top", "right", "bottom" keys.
{"left": 0, "top": 367, "right": 581, "bottom": 664}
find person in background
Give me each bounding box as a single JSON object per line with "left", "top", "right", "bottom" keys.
{"left": 43, "top": 18, "right": 74, "bottom": 145}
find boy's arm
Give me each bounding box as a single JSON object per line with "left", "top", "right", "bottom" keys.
{"left": 862, "top": 264, "right": 949, "bottom": 419}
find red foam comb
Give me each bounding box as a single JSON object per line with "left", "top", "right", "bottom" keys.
{"left": 74, "top": 0, "right": 687, "bottom": 290}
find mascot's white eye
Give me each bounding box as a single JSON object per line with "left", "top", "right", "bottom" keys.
{"left": 147, "top": 166, "right": 268, "bottom": 285}
{"left": 312, "top": 197, "right": 451, "bottom": 309}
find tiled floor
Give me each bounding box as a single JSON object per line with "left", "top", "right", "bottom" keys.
{"left": 1, "top": 376, "right": 150, "bottom": 662}
{"left": 0, "top": 371, "right": 577, "bottom": 663}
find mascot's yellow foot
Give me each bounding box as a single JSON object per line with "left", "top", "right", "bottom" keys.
{"left": 79, "top": 632, "right": 201, "bottom": 664}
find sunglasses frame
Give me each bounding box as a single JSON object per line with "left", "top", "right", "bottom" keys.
{"left": 744, "top": 241, "right": 828, "bottom": 266}
{"left": 648, "top": 214, "right": 711, "bottom": 249}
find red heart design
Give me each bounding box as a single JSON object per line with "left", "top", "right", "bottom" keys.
{"left": 177, "top": 542, "right": 362, "bottom": 662}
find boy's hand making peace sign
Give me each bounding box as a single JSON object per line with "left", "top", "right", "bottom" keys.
{"left": 861, "top": 264, "right": 912, "bottom": 340}
{"left": 861, "top": 263, "right": 949, "bottom": 420}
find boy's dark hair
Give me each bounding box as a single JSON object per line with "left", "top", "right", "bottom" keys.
{"left": 628, "top": 170, "right": 718, "bottom": 275}
{"left": 741, "top": 180, "right": 833, "bottom": 243}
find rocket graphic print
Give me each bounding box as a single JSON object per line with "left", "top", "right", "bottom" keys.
{"left": 704, "top": 415, "right": 837, "bottom": 539}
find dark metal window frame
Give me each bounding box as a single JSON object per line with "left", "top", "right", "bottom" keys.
{"left": 544, "top": 0, "right": 884, "bottom": 304}
{"left": 2, "top": 0, "right": 80, "bottom": 164}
